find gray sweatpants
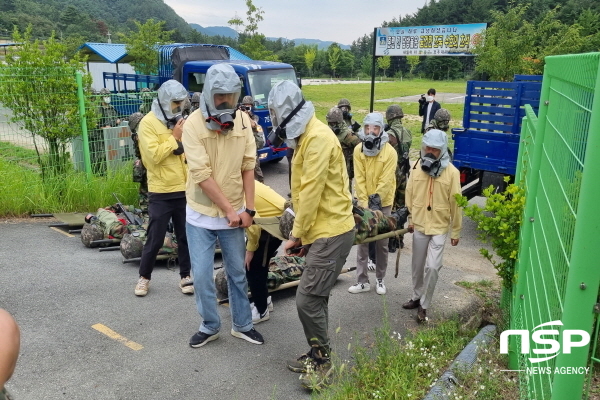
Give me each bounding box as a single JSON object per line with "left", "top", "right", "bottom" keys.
{"left": 411, "top": 230, "right": 448, "bottom": 309}
{"left": 356, "top": 206, "right": 392, "bottom": 284}
{"left": 296, "top": 229, "right": 354, "bottom": 355}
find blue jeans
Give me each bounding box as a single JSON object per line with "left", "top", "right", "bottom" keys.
{"left": 186, "top": 224, "right": 253, "bottom": 334}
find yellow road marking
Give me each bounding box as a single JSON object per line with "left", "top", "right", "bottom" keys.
{"left": 92, "top": 324, "right": 144, "bottom": 351}
{"left": 50, "top": 227, "right": 74, "bottom": 237}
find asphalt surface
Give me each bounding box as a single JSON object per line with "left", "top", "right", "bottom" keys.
{"left": 0, "top": 159, "right": 496, "bottom": 400}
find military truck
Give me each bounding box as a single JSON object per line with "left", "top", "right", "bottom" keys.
{"left": 103, "top": 44, "right": 301, "bottom": 163}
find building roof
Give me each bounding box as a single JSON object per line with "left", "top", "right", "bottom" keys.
{"left": 78, "top": 43, "right": 133, "bottom": 63}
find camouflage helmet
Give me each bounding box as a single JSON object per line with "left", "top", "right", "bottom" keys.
{"left": 128, "top": 112, "right": 144, "bottom": 133}
{"left": 182, "top": 97, "right": 192, "bottom": 116}
{"left": 241, "top": 95, "right": 254, "bottom": 105}
{"left": 434, "top": 108, "right": 451, "bottom": 130}
{"left": 214, "top": 269, "right": 229, "bottom": 297}
{"left": 191, "top": 92, "right": 201, "bottom": 104}
{"left": 99, "top": 88, "right": 110, "bottom": 95}
{"left": 120, "top": 232, "right": 145, "bottom": 259}
{"left": 140, "top": 87, "right": 153, "bottom": 100}
{"left": 326, "top": 107, "right": 343, "bottom": 124}
{"left": 279, "top": 199, "right": 295, "bottom": 240}
{"left": 337, "top": 98, "right": 351, "bottom": 110}
{"left": 386, "top": 104, "right": 404, "bottom": 121}
{"left": 81, "top": 223, "right": 104, "bottom": 248}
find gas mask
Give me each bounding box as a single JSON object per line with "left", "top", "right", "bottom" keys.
{"left": 103, "top": 97, "right": 111, "bottom": 104}
{"left": 437, "top": 119, "right": 450, "bottom": 131}
{"left": 267, "top": 99, "right": 306, "bottom": 148}
{"left": 206, "top": 110, "right": 236, "bottom": 132}
{"left": 359, "top": 129, "right": 389, "bottom": 157}
{"left": 421, "top": 152, "right": 441, "bottom": 174}
{"left": 158, "top": 101, "right": 186, "bottom": 130}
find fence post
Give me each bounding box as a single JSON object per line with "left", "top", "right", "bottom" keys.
{"left": 551, "top": 55, "right": 600, "bottom": 400}
{"left": 508, "top": 68, "right": 552, "bottom": 370}
{"left": 76, "top": 71, "right": 92, "bottom": 179}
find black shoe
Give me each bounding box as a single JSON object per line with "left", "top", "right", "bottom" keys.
{"left": 417, "top": 306, "right": 427, "bottom": 323}
{"left": 402, "top": 298, "right": 420, "bottom": 309}
{"left": 231, "top": 328, "right": 264, "bottom": 345}
{"left": 189, "top": 331, "right": 219, "bottom": 348}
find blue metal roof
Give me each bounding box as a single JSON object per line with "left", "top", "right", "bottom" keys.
{"left": 228, "top": 47, "right": 252, "bottom": 60}
{"left": 78, "top": 43, "right": 133, "bottom": 63}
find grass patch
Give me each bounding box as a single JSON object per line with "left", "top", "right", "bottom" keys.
{"left": 302, "top": 78, "right": 466, "bottom": 152}
{"left": 313, "top": 307, "right": 475, "bottom": 399}
{"left": 0, "top": 157, "right": 138, "bottom": 216}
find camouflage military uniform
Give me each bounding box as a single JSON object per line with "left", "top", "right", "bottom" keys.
{"left": 242, "top": 95, "right": 265, "bottom": 183}
{"left": 426, "top": 108, "right": 451, "bottom": 133}
{"left": 385, "top": 106, "right": 412, "bottom": 211}
{"left": 326, "top": 107, "right": 361, "bottom": 187}
{"left": 129, "top": 112, "right": 148, "bottom": 213}
{"left": 138, "top": 88, "right": 154, "bottom": 114}
{"left": 337, "top": 98, "right": 360, "bottom": 133}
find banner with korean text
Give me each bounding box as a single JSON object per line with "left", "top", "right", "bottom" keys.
{"left": 375, "top": 23, "right": 486, "bottom": 56}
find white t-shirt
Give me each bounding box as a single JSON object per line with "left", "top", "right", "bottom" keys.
{"left": 186, "top": 205, "right": 245, "bottom": 230}
{"left": 425, "top": 102, "right": 433, "bottom": 127}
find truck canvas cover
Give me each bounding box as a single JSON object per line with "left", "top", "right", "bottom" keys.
{"left": 171, "top": 46, "right": 229, "bottom": 82}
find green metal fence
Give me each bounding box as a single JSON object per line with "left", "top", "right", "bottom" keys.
{"left": 510, "top": 53, "right": 600, "bottom": 400}
{"left": 0, "top": 66, "right": 146, "bottom": 215}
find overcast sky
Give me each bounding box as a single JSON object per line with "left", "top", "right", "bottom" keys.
{"left": 163, "top": 0, "right": 425, "bottom": 45}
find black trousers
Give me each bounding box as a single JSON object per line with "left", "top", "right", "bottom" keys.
{"left": 139, "top": 195, "right": 191, "bottom": 280}
{"left": 246, "top": 231, "right": 282, "bottom": 314}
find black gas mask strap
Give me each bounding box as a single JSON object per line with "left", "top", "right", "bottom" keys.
{"left": 277, "top": 99, "right": 306, "bottom": 136}
{"left": 157, "top": 99, "right": 171, "bottom": 122}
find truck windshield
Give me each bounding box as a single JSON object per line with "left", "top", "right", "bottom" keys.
{"left": 247, "top": 69, "right": 297, "bottom": 109}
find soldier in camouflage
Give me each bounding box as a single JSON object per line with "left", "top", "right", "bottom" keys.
{"left": 241, "top": 95, "right": 265, "bottom": 183}
{"left": 426, "top": 108, "right": 451, "bottom": 133}
{"left": 182, "top": 97, "right": 192, "bottom": 118}
{"left": 191, "top": 92, "right": 201, "bottom": 112}
{"left": 385, "top": 105, "right": 412, "bottom": 251}
{"left": 326, "top": 106, "right": 361, "bottom": 189}
{"left": 129, "top": 112, "right": 148, "bottom": 213}
{"left": 139, "top": 88, "right": 154, "bottom": 114}
{"left": 426, "top": 108, "right": 453, "bottom": 161}
{"left": 91, "top": 88, "right": 120, "bottom": 175}
{"left": 337, "top": 98, "right": 361, "bottom": 133}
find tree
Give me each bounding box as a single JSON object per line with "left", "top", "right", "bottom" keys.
{"left": 328, "top": 44, "right": 341, "bottom": 78}
{"left": 121, "top": 19, "right": 174, "bottom": 75}
{"left": 473, "top": 5, "right": 535, "bottom": 81}
{"left": 228, "top": 0, "right": 278, "bottom": 61}
{"left": 304, "top": 46, "right": 317, "bottom": 77}
{"left": 376, "top": 55, "right": 391, "bottom": 78}
{"left": 406, "top": 55, "right": 421, "bottom": 76}
{"left": 0, "top": 25, "right": 94, "bottom": 179}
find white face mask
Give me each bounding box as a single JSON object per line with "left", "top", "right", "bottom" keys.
{"left": 103, "top": 97, "right": 111, "bottom": 104}
{"left": 426, "top": 96, "right": 434, "bottom": 102}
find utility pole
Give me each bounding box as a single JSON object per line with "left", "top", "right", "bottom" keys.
{"left": 107, "top": 31, "right": 112, "bottom": 44}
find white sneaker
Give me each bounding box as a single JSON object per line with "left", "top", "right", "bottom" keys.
{"left": 348, "top": 282, "right": 370, "bottom": 294}
{"left": 179, "top": 276, "right": 194, "bottom": 295}
{"left": 376, "top": 279, "right": 387, "bottom": 295}
{"left": 135, "top": 277, "right": 150, "bottom": 296}
{"left": 267, "top": 296, "right": 274, "bottom": 312}
{"left": 250, "top": 303, "right": 270, "bottom": 324}
{"left": 367, "top": 260, "right": 376, "bottom": 271}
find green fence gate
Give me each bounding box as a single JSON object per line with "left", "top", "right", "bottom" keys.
{"left": 510, "top": 53, "right": 600, "bottom": 400}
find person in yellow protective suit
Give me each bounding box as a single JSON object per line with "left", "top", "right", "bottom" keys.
{"left": 267, "top": 80, "right": 355, "bottom": 380}
{"left": 348, "top": 112, "right": 397, "bottom": 296}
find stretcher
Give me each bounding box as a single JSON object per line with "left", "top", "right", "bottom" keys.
{"left": 217, "top": 217, "right": 408, "bottom": 304}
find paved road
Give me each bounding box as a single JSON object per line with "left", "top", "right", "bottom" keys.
{"left": 0, "top": 159, "right": 495, "bottom": 400}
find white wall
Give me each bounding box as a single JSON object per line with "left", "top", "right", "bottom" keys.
{"left": 87, "top": 62, "right": 136, "bottom": 92}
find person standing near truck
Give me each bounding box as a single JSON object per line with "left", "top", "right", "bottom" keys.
{"left": 403, "top": 129, "right": 462, "bottom": 322}
{"left": 268, "top": 81, "right": 354, "bottom": 381}
{"left": 418, "top": 88, "right": 441, "bottom": 133}
{"left": 134, "top": 80, "right": 193, "bottom": 297}
{"left": 241, "top": 95, "right": 265, "bottom": 183}
{"left": 183, "top": 64, "right": 264, "bottom": 348}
